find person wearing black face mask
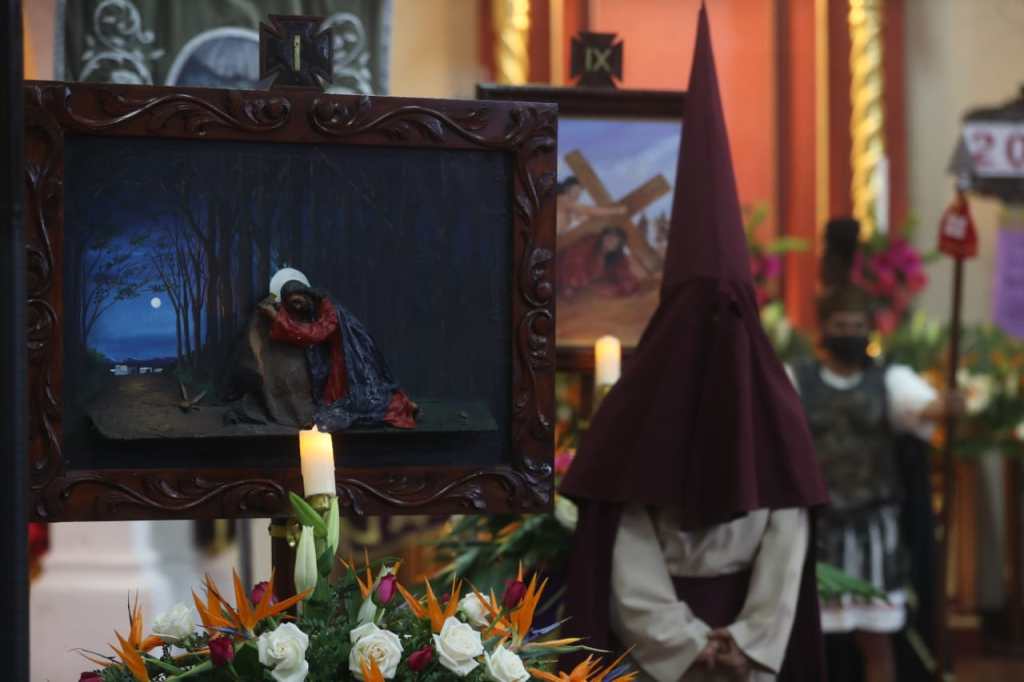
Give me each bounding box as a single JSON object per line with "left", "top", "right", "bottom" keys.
{"left": 784, "top": 219, "right": 964, "bottom": 682}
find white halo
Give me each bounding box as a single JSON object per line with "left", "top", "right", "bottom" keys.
{"left": 269, "top": 268, "right": 310, "bottom": 300}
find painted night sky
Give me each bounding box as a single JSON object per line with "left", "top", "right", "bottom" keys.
{"left": 556, "top": 117, "right": 682, "bottom": 220}
{"left": 92, "top": 290, "right": 178, "bottom": 360}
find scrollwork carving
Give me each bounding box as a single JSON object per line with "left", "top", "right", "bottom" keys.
{"left": 43, "top": 475, "right": 288, "bottom": 519}
{"left": 63, "top": 87, "right": 292, "bottom": 135}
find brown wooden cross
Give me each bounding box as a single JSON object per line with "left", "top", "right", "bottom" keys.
{"left": 559, "top": 149, "right": 670, "bottom": 274}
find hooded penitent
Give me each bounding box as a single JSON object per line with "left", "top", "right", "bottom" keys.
{"left": 560, "top": 6, "right": 829, "bottom": 680}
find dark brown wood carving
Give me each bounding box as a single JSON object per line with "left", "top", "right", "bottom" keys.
{"left": 24, "top": 81, "right": 556, "bottom": 522}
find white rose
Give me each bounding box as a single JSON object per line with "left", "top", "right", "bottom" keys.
{"left": 554, "top": 494, "right": 578, "bottom": 531}
{"left": 349, "top": 622, "right": 404, "bottom": 680}
{"left": 151, "top": 602, "right": 193, "bottom": 643}
{"left": 484, "top": 645, "right": 530, "bottom": 682}
{"left": 258, "top": 622, "right": 309, "bottom": 682}
{"left": 1007, "top": 372, "right": 1020, "bottom": 399}
{"left": 965, "top": 372, "right": 995, "bottom": 415}
{"left": 433, "top": 616, "right": 484, "bottom": 676}
{"left": 357, "top": 596, "right": 378, "bottom": 625}
{"left": 458, "top": 593, "right": 490, "bottom": 628}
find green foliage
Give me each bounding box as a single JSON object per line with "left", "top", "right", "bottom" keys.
{"left": 290, "top": 492, "right": 328, "bottom": 537}
{"left": 435, "top": 513, "right": 569, "bottom": 594}
{"left": 100, "top": 667, "right": 138, "bottom": 682}
{"left": 881, "top": 310, "right": 947, "bottom": 371}
{"left": 817, "top": 562, "right": 886, "bottom": 601}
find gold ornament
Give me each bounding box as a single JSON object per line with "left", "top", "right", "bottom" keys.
{"left": 492, "top": 0, "right": 530, "bottom": 85}
{"left": 848, "top": 0, "right": 885, "bottom": 238}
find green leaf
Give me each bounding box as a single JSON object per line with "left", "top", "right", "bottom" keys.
{"left": 289, "top": 492, "right": 327, "bottom": 536}
{"left": 231, "top": 642, "right": 263, "bottom": 681}
{"left": 762, "top": 237, "right": 810, "bottom": 254}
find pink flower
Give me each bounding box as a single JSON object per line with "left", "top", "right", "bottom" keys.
{"left": 554, "top": 450, "right": 575, "bottom": 477}
{"left": 749, "top": 256, "right": 764, "bottom": 279}
{"left": 875, "top": 308, "right": 899, "bottom": 335}
{"left": 761, "top": 255, "right": 782, "bottom": 280}
{"left": 907, "top": 270, "right": 928, "bottom": 292}
{"left": 209, "top": 637, "right": 235, "bottom": 667}
{"left": 251, "top": 581, "right": 276, "bottom": 606}
{"left": 875, "top": 270, "right": 898, "bottom": 297}
{"left": 375, "top": 574, "right": 397, "bottom": 605}
{"left": 408, "top": 644, "right": 434, "bottom": 672}
{"left": 503, "top": 580, "right": 527, "bottom": 610}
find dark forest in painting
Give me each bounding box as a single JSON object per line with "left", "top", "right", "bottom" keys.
{"left": 63, "top": 134, "right": 512, "bottom": 469}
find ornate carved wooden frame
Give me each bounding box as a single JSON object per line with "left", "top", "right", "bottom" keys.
{"left": 25, "top": 81, "right": 556, "bottom": 522}
{"left": 478, "top": 84, "right": 685, "bottom": 372}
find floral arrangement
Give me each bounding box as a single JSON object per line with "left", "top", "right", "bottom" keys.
{"left": 437, "top": 446, "right": 882, "bottom": 607}
{"left": 744, "top": 205, "right": 809, "bottom": 307}
{"left": 947, "top": 325, "right": 1024, "bottom": 458}
{"left": 759, "top": 301, "right": 813, "bottom": 364}
{"left": 77, "top": 493, "right": 632, "bottom": 682}
{"left": 849, "top": 226, "right": 935, "bottom": 335}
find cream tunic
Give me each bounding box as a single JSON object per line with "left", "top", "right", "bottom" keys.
{"left": 610, "top": 506, "right": 809, "bottom": 682}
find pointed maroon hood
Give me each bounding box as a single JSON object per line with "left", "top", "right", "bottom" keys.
{"left": 561, "top": 5, "right": 827, "bottom": 528}
{"left": 662, "top": 5, "right": 752, "bottom": 294}
{"left": 559, "top": 11, "right": 829, "bottom": 676}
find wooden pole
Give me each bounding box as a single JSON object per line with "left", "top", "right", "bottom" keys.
{"left": 0, "top": 0, "right": 28, "bottom": 676}
{"left": 935, "top": 256, "right": 965, "bottom": 682}
{"left": 269, "top": 517, "right": 297, "bottom": 600}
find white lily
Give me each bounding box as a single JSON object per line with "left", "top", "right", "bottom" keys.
{"left": 326, "top": 496, "right": 341, "bottom": 559}
{"left": 294, "top": 525, "right": 318, "bottom": 601}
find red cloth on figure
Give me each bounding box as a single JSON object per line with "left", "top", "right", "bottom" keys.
{"left": 271, "top": 299, "right": 348, "bottom": 404}
{"left": 557, "top": 233, "right": 639, "bottom": 298}
{"left": 270, "top": 300, "right": 417, "bottom": 429}
{"left": 383, "top": 390, "right": 418, "bottom": 429}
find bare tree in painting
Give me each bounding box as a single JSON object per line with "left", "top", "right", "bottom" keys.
{"left": 79, "top": 227, "right": 149, "bottom": 346}
{"left": 150, "top": 215, "right": 206, "bottom": 369}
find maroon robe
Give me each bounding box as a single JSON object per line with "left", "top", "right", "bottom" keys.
{"left": 560, "top": 7, "right": 829, "bottom": 680}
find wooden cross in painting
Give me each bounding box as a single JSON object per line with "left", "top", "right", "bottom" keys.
{"left": 559, "top": 149, "right": 670, "bottom": 275}
{"left": 259, "top": 14, "right": 333, "bottom": 90}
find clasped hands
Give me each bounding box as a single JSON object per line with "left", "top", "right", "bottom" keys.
{"left": 694, "top": 629, "right": 753, "bottom": 679}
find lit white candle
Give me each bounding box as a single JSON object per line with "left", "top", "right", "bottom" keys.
{"left": 299, "top": 426, "right": 336, "bottom": 496}
{"left": 594, "top": 335, "right": 622, "bottom": 387}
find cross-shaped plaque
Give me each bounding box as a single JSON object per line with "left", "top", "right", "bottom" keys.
{"left": 259, "top": 14, "right": 333, "bottom": 90}
{"left": 570, "top": 31, "right": 624, "bottom": 88}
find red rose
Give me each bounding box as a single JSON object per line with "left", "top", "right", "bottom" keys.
{"left": 79, "top": 673, "right": 102, "bottom": 681}
{"left": 250, "top": 581, "right": 276, "bottom": 605}
{"left": 503, "top": 579, "right": 527, "bottom": 610}
{"left": 554, "top": 450, "right": 575, "bottom": 477}
{"left": 375, "top": 574, "right": 397, "bottom": 605}
{"left": 209, "top": 636, "right": 235, "bottom": 667}
{"left": 407, "top": 644, "right": 434, "bottom": 672}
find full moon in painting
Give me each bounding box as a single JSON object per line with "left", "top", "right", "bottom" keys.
{"left": 150, "top": 297, "right": 162, "bottom": 309}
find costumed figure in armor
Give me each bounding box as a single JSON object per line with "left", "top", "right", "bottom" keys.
{"left": 226, "top": 268, "right": 417, "bottom": 431}
{"left": 561, "top": 8, "right": 830, "bottom": 681}
{"left": 786, "top": 219, "right": 962, "bottom": 682}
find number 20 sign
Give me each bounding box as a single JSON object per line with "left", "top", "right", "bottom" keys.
{"left": 964, "top": 122, "right": 1024, "bottom": 177}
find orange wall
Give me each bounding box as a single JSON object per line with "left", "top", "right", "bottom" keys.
{"left": 589, "top": 0, "right": 779, "bottom": 236}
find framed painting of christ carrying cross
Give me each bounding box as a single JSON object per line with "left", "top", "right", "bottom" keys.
{"left": 25, "top": 80, "right": 556, "bottom": 522}
{"left": 478, "top": 85, "right": 685, "bottom": 368}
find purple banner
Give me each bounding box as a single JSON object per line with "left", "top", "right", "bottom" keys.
{"left": 993, "top": 218, "right": 1024, "bottom": 338}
